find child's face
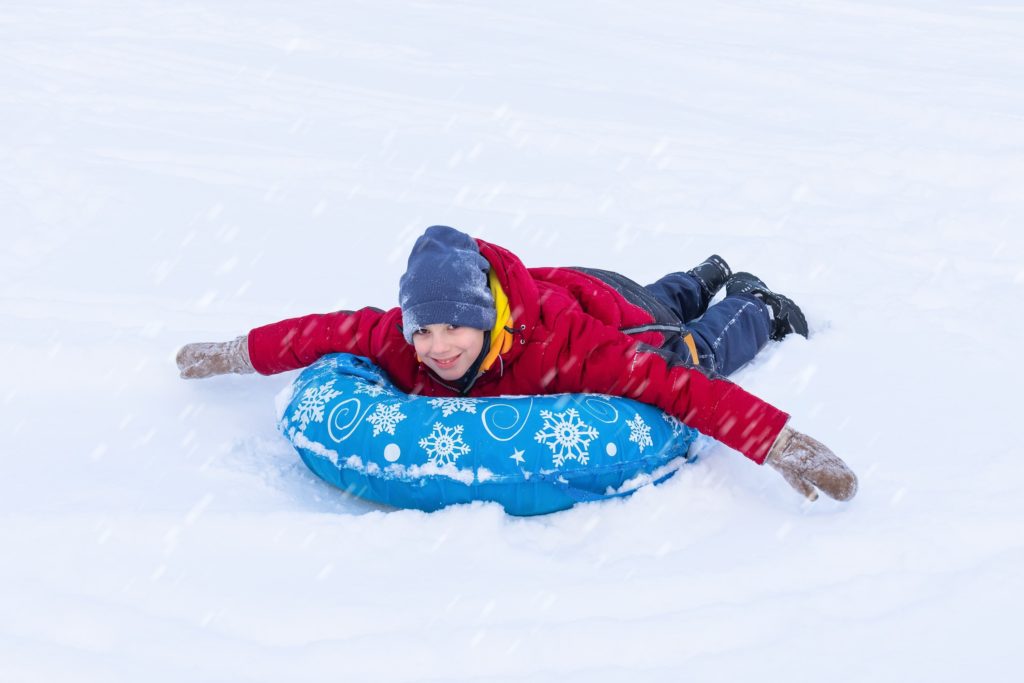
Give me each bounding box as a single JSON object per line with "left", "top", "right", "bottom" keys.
{"left": 412, "top": 324, "right": 486, "bottom": 381}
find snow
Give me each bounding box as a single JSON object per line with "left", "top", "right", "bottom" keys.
{"left": 2, "top": 0, "right": 1023, "bottom": 680}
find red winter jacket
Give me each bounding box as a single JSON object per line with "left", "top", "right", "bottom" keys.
{"left": 248, "top": 238, "right": 789, "bottom": 463}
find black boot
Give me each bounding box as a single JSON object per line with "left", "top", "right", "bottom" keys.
{"left": 686, "top": 254, "right": 732, "bottom": 300}
{"left": 726, "top": 272, "right": 809, "bottom": 341}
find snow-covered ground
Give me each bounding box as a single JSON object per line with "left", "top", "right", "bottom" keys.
{"left": 3, "top": 1, "right": 1023, "bottom": 680}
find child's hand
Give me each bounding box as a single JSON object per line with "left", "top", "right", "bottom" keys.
{"left": 765, "top": 427, "right": 858, "bottom": 502}
{"left": 176, "top": 336, "right": 254, "bottom": 379}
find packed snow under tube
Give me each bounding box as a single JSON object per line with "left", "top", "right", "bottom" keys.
{"left": 277, "top": 353, "right": 701, "bottom": 516}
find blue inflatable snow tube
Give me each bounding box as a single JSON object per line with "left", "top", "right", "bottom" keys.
{"left": 278, "top": 353, "right": 701, "bottom": 516}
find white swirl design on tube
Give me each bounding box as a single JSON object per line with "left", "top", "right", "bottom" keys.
{"left": 579, "top": 396, "right": 619, "bottom": 424}
{"left": 326, "top": 398, "right": 368, "bottom": 443}
{"left": 481, "top": 398, "right": 535, "bottom": 442}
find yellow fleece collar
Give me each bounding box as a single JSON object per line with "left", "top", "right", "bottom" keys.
{"left": 481, "top": 270, "right": 513, "bottom": 372}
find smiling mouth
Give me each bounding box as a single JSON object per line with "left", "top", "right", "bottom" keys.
{"left": 432, "top": 354, "right": 461, "bottom": 368}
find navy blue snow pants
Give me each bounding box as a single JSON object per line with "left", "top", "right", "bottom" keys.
{"left": 644, "top": 272, "right": 772, "bottom": 377}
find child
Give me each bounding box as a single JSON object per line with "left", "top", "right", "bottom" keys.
{"left": 178, "top": 225, "right": 857, "bottom": 502}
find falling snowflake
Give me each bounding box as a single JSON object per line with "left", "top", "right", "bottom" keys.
{"left": 534, "top": 408, "right": 599, "bottom": 467}
{"left": 292, "top": 381, "right": 342, "bottom": 430}
{"left": 428, "top": 397, "right": 478, "bottom": 417}
{"left": 354, "top": 381, "right": 387, "bottom": 398}
{"left": 626, "top": 414, "right": 653, "bottom": 453}
{"left": 419, "top": 423, "right": 471, "bottom": 466}
{"left": 367, "top": 403, "right": 407, "bottom": 436}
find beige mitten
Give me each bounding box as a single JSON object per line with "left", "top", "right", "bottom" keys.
{"left": 766, "top": 427, "right": 858, "bottom": 502}
{"left": 176, "top": 336, "right": 254, "bottom": 379}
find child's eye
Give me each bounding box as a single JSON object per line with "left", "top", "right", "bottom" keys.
{"left": 413, "top": 328, "right": 428, "bottom": 337}
{"left": 448, "top": 325, "right": 461, "bottom": 330}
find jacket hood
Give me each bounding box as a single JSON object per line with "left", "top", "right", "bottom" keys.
{"left": 474, "top": 237, "right": 539, "bottom": 366}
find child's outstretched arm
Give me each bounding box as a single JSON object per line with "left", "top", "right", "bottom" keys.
{"left": 546, "top": 311, "right": 857, "bottom": 501}
{"left": 177, "top": 306, "right": 398, "bottom": 379}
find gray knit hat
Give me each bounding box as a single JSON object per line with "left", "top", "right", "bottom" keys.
{"left": 399, "top": 226, "right": 496, "bottom": 342}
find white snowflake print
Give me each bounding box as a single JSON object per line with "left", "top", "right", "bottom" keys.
{"left": 534, "top": 408, "right": 600, "bottom": 467}
{"left": 428, "top": 397, "right": 478, "bottom": 417}
{"left": 292, "top": 381, "right": 342, "bottom": 430}
{"left": 662, "top": 413, "right": 687, "bottom": 439}
{"left": 354, "top": 380, "right": 386, "bottom": 398}
{"left": 626, "top": 414, "right": 653, "bottom": 453}
{"left": 366, "top": 403, "right": 407, "bottom": 436}
{"left": 419, "top": 423, "right": 471, "bottom": 466}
